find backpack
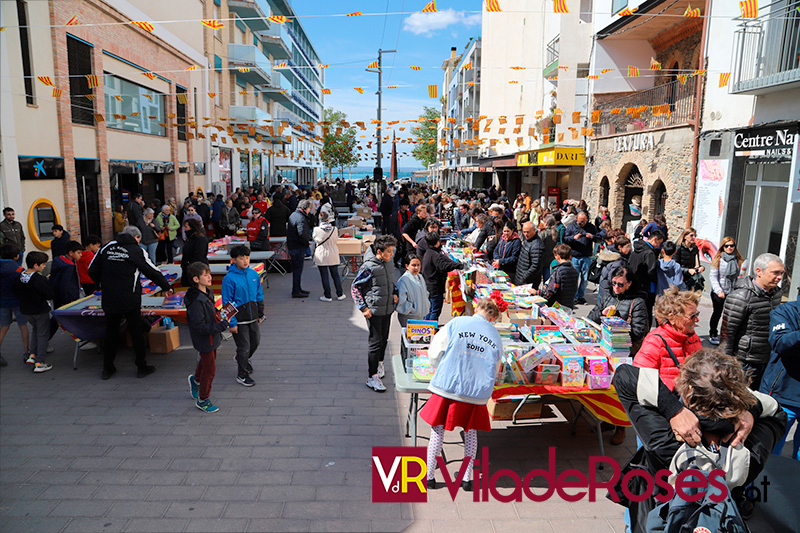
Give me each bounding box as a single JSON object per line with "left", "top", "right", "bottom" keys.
{"left": 588, "top": 256, "right": 604, "bottom": 284}
{"left": 646, "top": 446, "right": 749, "bottom": 533}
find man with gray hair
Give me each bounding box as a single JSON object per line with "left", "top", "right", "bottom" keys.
{"left": 721, "top": 252, "right": 785, "bottom": 389}
{"left": 88, "top": 226, "right": 172, "bottom": 380}
{"left": 287, "top": 199, "right": 314, "bottom": 298}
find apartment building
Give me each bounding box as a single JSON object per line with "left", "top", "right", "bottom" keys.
{"left": 0, "top": 0, "right": 207, "bottom": 248}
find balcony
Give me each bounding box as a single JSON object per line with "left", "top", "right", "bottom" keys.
{"left": 594, "top": 77, "right": 697, "bottom": 136}
{"left": 288, "top": 59, "right": 320, "bottom": 101}
{"left": 259, "top": 23, "right": 292, "bottom": 60}
{"left": 731, "top": 0, "right": 800, "bottom": 95}
{"left": 228, "top": 44, "right": 271, "bottom": 86}
{"left": 261, "top": 72, "right": 293, "bottom": 105}
{"left": 229, "top": 105, "right": 272, "bottom": 135}
{"left": 290, "top": 90, "right": 320, "bottom": 122}
{"left": 227, "top": 0, "right": 271, "bottom": 33}
{"left": 543, "top": 35, "right": 559, "bottom": 78}
{"left": 284, "top": 23, "right": 321, "bottom": 80}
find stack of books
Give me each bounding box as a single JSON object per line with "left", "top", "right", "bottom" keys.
{"left": 600, "top": 316, "right": 632, "bottom": 356}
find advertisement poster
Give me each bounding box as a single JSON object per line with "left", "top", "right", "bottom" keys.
{"left": 693, "top": 159, "right": 730, "bottom": 260}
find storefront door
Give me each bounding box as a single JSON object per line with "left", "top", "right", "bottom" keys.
{"left": 76, "top": 174, "right": 101, "bottom": 239}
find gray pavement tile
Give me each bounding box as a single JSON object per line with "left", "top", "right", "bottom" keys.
{"left": 250, "top": 445, "right": 301, "bottom": 458}
{"left": 222, "top": 502, "right": 283, "bottom": 518}
{"left": 62, "top": 517, "right": 129, "bottom": 532}
{"left": 257, "top": 485, "right": 316, "bottom": 502}
{"left": 122, "top": 518, "right": 190, "bottom": 532}
{"left": 1, "top": 482, "right": 48, "bottom": 500}
{"left": 246, "top": 518, "right": 310, "bottom": 532}
{"left": 201, "top": 485, "right": 261, "bottom": 501}
{"left": 117, "top": 458, "right": 172, "bottom": 470}
{"left": 1, "top": 433, "right": 55, "bottom": 445}
{"left": 267, "top": 457, "right": 322, "bottom": 472}
{"left": 235, "top": 470, "right": 292, "bottom": 486}
{"left": 306, "top": 519, "right": 372, "bottom": 532}
{"left": 91, "top": 485, "right": 150, "bottom": 500}
{"left": 184, "top": 435, "right": 235, "bottom": 446}
{"left": 430, "top": 519, "right": 494, "bottom": 533}
{"left": 184, "top": 471, "right": 239, "bottom": 486}
{"left": 146, "top": 485, "right": 206, "bottom": 501}
{"left": 38, "top": 484, "right": 97, "bottom": 500}
{"left": 201, "top": 446, "right": 253, "bottom": 459}
{"left": 185, "top": 518, "right": 250, "bottom": 532}
{"left": 168, "top": 458, "right": 221, "bottom": 471}
{"left": 0, "top": 456, "right": 33, "bottom": 470}
{"left": 151, "top": 446, "right": 205, "bottom": 459}
{"left": 48, "top": 499, "right": 112, "bottom": 517}
{"left": 130, "top": 471, "right": 187, "bottom": 485}
{"left": 218, "top": 458, "right": 272, "bottom": 471}
{"left": 19, "top": 456, "right": 73, "bottom": 471}
{"left": 78, "top": 472, "right": 136, "bottom": 486}
{"left": 0, "top": 498, "right": 59, "bottom": 517}
{"left": 136, "top": 435, "right": 187, "bottom": 446}
{"left": 492, "top": 521, "right": 555, "bottom": 533}
{"left": 68, "top": 457, "right": 125, "bottom": 471}
{"left": 164, "top": 501, "right": 226, "bottom": 518}
{"left": 27, "top": 471, "right": 86, "bottom": 485}
{"left": 105, "top": 445, "right": 158, "bottom": 458}
{"left": 281, "top": 501, "right": 342, "bottom": 519}
{"left": 0, "top": 517, "right": 70, "bottom": 533}
{"left": 215, "top": 425, "right": 262, "bottom": 435}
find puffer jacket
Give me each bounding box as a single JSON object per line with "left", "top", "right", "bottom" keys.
{"left": 674, "top": 244, "right": 700, "bottom": 274}
{"left": 633, "top": 323, "right": 702, "bottom": 390}
{"left": 286, "top": 209, "right": 312, "bottom": 250}
{"left": 220, "top": 264, "right": 264, "bottom": 327}
{"left": 721, "top": 276, "right": 783, "bottom": 365}
{"left": 597, "top": 245, "right": 628, "bottom": 299}
{"left": 49, "top": 255, "right": 80, "bottom": 308}
{"left": 514, "top": 234, "right": 544, "bottom": 287}
{"left": 540, "top": 261, "right": 579, "bottom": 308}
{"left": 184, "top": 286, "right": 229, "bottom": 353}
{"left": 493, "top": 236, "right": 521, "bottom": 278}
{"left": 628, "top": 239, "right": 659, "bottom": 295}
{"left": 588, "top": 287, "right": 650, "bottom": 354}
{"left": 351, "top": 246, "right": 397, "bottom": 316}
{"left": 312, "top": 223, "right": 340, "bottom": 267}
{"left": 761, "top": 297, "right": 800, "bottom": 409}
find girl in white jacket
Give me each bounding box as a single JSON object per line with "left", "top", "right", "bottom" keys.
{"left": 313, "top": 211, "right": 345, "bottom": 302}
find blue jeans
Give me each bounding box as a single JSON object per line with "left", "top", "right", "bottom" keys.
{"left": 288, "top": 247, "right": 305, "bottom": 295}
{"left": 773, "top": 405, "right": 800, "bottom": 460}
{"left": 318, "top": 265, "right": 343, "bottom": 299}
{"left": 140, "top": 242, "right": 157, "bottom": 263}
{"left": 425, "top": 293, "right": 444, "bottom": 322}
{"left": 571, "top": 256, "right": 592, "bottom": 299}
{"left": 542, "top": 265, "right": 551, "bottom": 283}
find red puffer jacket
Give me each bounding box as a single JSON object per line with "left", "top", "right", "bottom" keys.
{"left": 633, "top": 323, "right": 702, "bottom": 391}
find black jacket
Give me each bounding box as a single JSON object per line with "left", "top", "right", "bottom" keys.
{"left": 14, "top": 271, "right": 53, "bottom": 315}
{"left": 286, "top": 209, "right": 312, "bottom": 250}
{"left": 473, "top": 224, "right": 492, "bottom": 252}
{"left": 597, "top": 246, "right": 629, "bottom": 298}
{"left": 185, "top": 287, "right": 228, "bottom": 353}
{"left": 49, "top": 255, "right": 81, "bottom": 308}
{"left": 674, "top": 244, "right": 699, "bottom": 274}
{"left": 88, "top": 233, "right": 170, "bottom": 314}
{"left": 540, "top": 261, "right": 578, "bottom": 308}
{"left": 761, "top": 298, "right": 800, "bottom": 409}
{"left": 50, "top": 231, "right": 71, "bottom": 259}
{"left": 196, "top": 203, "right": 211, "bottom": 225}
{"left": 264, "top": 202, "right": 291, "bottom": 237}
{"left": 180, "top": 232, "right": 209, "bottom": 287}
{"left": 587, "top": 288, "right": 650, "bottom": 354}
{"left": 628, "top": 239, "right": 658, "bottom": 295}
{"left": 721, "top": 276, "right": 783, "bottom": 365}
{"left": 564, "top": 221, "right": 599, "bottom": 258}
{"left": 379, "top": 193, "right": 394, "bottom": 216}
{"left": 515, "top": 234, "right": 545, "bottom": 287}
{"left": 422, "top": 245, "right": 463, "bottom": 296}
{"left": 402, "top": 215, "right": 426, "bottom": 245}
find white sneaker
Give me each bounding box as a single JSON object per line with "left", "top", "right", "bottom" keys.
{"left": 377, "top": 361, "right": 385, "bottom": 378}
{"left": 366, "top": 374, "right": 386, "bottom": 392}
{"left": 319, "top": 296, "right": 332, "bottom": 302}
{"left": 709, "top": 336, "right": 720, "bottom": 345}
{"left": 336, "top": 294, "right": 346, "bottom": 301}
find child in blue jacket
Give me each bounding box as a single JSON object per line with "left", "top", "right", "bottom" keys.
{"left": 221, "top": 245, "right": 264, "bottom": 387}
{"left": 656, "top": 241, "right": 686, "bottom": 296}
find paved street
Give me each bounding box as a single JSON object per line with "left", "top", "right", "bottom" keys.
{"left": 0, "top": 264, "right": 791, "bottom": 532}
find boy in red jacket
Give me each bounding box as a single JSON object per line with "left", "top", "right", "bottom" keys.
{"left": 77, "top": 235, "right": 101, "bottom": 295}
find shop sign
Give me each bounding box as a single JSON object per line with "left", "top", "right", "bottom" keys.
{"left": 537, "top": 147, "right": 585, "bottom": 166}
{"left": 19, "top": 156, "right": 65, "bottom": 180}
{"left": 516, "top": 151, "right": 535, "bottom": 167}
{"left": 614, "top": 132, "right": 655, "bottom": 153}
{"left": 734, "top": 126, "right": 798, "bottom": 159}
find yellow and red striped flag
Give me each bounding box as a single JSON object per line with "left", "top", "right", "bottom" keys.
{"left": 628, "top": 66, "right": 640, "bottom": 77}
{"left": 238, "top": 67, "right": 251, "bottom": 73}
{"left": 142, "top": 94, "right": 153, "bottom": 101}
{"left": 269, "top": 16, "right": 288, "bottom": 24}
{"left": 93, "top": 113, "right": 105, "bottom": 123}
{"left": 185, "top": 65, "right": 198, "bottom": 71}
{"left": 610, "top": 108, "right": 621, "bottom": 114}
{"left": 719, "top": 72, "right": 731, "bottom": 87}
{"left": 177, "top": 93, "right": 188, "bottom": 104}
{"left": 508, "top": 80, "right": 519, "bottom": 84}
{"left": 410, "top": 66, "right": 421, "bottom": 71}
{"left": 275, "top": 62, "right": 287, "bottom": 68}
{"left": 650, "top": 58, "right": 661, "bottom": 70}
{"left": 692, "top": 69, "right": 706, "bottom": 77}
{"left": 0, "top": 27, "right": 5, "bottom": 32}
{"left": 554, "top": 0, "right": 569, "bottom": 14}
{"left": 591, "top": 110, "right": 601, "bottom": 123}
{"left": 684, "top": 3, "right": 700, "bottom": 17}
{"left": 346, "top": 11, "right": 362, "bottom": 16}
{"left": 322, "top": 88, "right": 331, "bottom": 94}
{"left": 207, "top": 92, "right": 217, "bottom": 99}
{"left": 318, "top": 64, "right": 329, "bottom": 69}
{"left": 52, "top": 88, "right": 62, "bottom": 98}
{"left": 354, "top": 87, "right": 364, "bottom": 94}
{"left": 143, "top": 72, "right": 157, "bottom": 80}
{"left": 421, "top": 1, "right": 437, "bottom": 13}
{"left": 387, "top": 85, "right": 398, "bottom": 89}
{"left": 37, "top": 76, "right": 55, "bottom": 86}
{"left": 201, "top": 20, "right": 224, "bottom": 29}
{"left": 66, "top": 15, "right": 80, "bottom": 26}
{"left": 131, "top": 21, "right": 155, "bottom": 32}
{"left": 463, "top": 62, "right": 473, "bottom": 70}
{"left": 740, "top": 0, "right": 758, "bottom": 18}
{"left": 84, "top": 94, "right": 95, "bottom": 101}
{"left": 485, "top": 0, "right": 502, "bottom": 12}
{"left": 601, "top": 68, "right": 614, "bottom": 74}
{"left": 86, "top": 74, "right": 100, "bottom": 88}
{"left": 677, "top": 74, "right": 688, "bottom": 85}
{"left": 428, "top": 84, "right": 438, "bottom": 98}
{"left": 114, "top": 95, "right": 123, "bottom": 101}
{"left": 367, "top": 60, "right": 379, "bottom": 69}
{"left": 511, "top": 66, "right": 526, "bottom": 70}
{"left": 588, "top": 75, "right": 599, "bottom": 79}
{"left": 618, "top": 7, "right": 638, "bottom": 16}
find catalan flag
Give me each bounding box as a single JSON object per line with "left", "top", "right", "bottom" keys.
{"left": 66, "top": 15, "right": 80, "bottom": 26}
{"left": 588, "top": 75, "right": 599, "bottom": 79}
{"left": 207, "top": 92, "right": 217, "bottom": 98}
{"left": 610, "top": 108, "right": 621, "bottom": 115}
{"left": 428, "top": 84, "right": 438, "bottom": 98}
{"left": 275, "top": 62, "right": 287, "bottom": 68}
{"left": 368, "top": 60, "right": 379, "bottom": 69}
{"left": 238, "top": 67, "right": 251, "bottom": 73}
{"left": 346, "top": 11, "right": 362, "bottom": 16}
{"left": 650, "top": 58, "right": 661, "bottom": 70}
{"left": 463, "top": 62, "right": 473, "bottom": 70}
{"left": 591, "top": 110, "right": 601, "bottom": 123}
{"left": 421, "top": 1, "right": 437, "bottom": 13}
{"left": 143, "top": 72, "right": 157, "bottom": 80}
{"left": 719, "top": 72, "right": 731, "bottom": 87}
{"left": 677, "top": 74, "right": 688, "bottom": 85}
{"left": 52, "top": 88, "right": 62, "bottom": 98}
{"left": 684, "top": 3, "right": 700, "bottom": 17}
{"left": 84, "top": 94, "right": 95, "bottom": 101}
{"left": 114, "top": 95, "right": 123, "bottom": 101}
{"left": 318, "top": 64, "right": 329, "bottom": 69}
{"left": 322, "top": 88, "right": 331, "bottom": 94}
{"left": 485, "top": 0, "right": 502, "bottom": 12}
{"left": 508, "top": 80, "right": 519, "bottom": 84}
{"left": 269, "top": 16, "right": 288, "bottom": 23}
{"left": 410, "top": 66, "right": 421, "bottom": 71}
{"left": 601, "top": 68, "right": 614, "bottom": 74}
{"left": 93, "top": 113, "right": 105, "bottom": 123}
{"left": 628, "top": 66, "right": 640, "bottom": 77}
{"left": 739, "top": 0, "right": 758, "bottom": 18}
{"left": 185, "top": 65, "right": 198, "bottom": 71}
{"left": 131, "top": 21, "right": 155, "bottom": 32}
{"left": 37, "top": 76, "right": 55, "bottom": 87}
{"left": 142, "top": 94, "right": 153, "bottom": 101}
{"left": 618, "top": 7, "right": 638, "bottom": 16}
{"left": 387, "top": 85, "right": 398, "bottom": 89}
{"left": 354, "top": 87, "right": 364, "bottom": 94}
{"left": 554, "top": 0, "right": 569, "bottom": 14}
{"left": 201, "top": 19, "right": 224, "bottom": 29}
{"left": 177, "top": 93, "right": 188, "bottom": 104}
{"left": 692, "top": 69, "right": 706, "bottom": 77}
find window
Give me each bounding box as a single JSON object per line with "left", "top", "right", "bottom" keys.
{"left": 580, "top": 0, "right": 593, "bottom": 23}
{"left": 213, "top": 4, "right": 221, "bottom": 40}
{"left": 104, "top": 74, "right": 166, "bottom": 136}
{"left": 176, "top": 87, "right": 187, "bottom": 140}
{"left": 612, "top": 0, "right": 627, "bottom": 14}
{"left": 215, "top": 72, "right": 222, "bottom": 107}
{"left": 67, "top": 36, "right": 94, "bottom": 125}
{"left": 17, "top": 0, "right": 34, "bottom": 105}
{"left": 577, "top": 63, "right": 590, "bottom": 78}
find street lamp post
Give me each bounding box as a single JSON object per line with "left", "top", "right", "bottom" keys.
{"left": 367, "top": 49, "right": 396, "bottom": 183}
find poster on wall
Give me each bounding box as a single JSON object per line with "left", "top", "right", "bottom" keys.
{"left": 693, "top": 159, "right": 730, "bottom": 262}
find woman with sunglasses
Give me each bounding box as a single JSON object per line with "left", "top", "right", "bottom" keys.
{"left": 674, "top": 227, "right": 705, "bottom": 291}
{"left": 708, "top": 237, "right": 744, "bottom": 345}
{"left": 588, "top": 266, "right": 650, "bottom": 355}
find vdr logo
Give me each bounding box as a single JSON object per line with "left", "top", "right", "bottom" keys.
{"left": 371, "top": 447, "right": 428, "bottom": 502}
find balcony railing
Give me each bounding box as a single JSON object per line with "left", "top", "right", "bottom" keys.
{"left": 259, "top": 23, "right": 292, "bottom": 60}
{"left": 229, "top": 105, "right": 272, "bottom": 135}
{"left": 228, "top": 44, "right": 271, "bottom": 86}
{"left": 284, "top": 23, "right": 320, "bottom": 80}
{"left": 595, "top": 76, "right": 697, "bottom": 136}
{"left": 287, "top": 58, "right": 320, "bottom": 101}
{"left": 546, "top": 35, "right": 559, "bottom": 67}
{"left": 731, "top": 0, "right": 800, "bottom": 94}
{"left": 227, "top": 0, "right": 270, "bottom": 33}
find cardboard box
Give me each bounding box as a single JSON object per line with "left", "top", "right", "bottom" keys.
{"left": 148, "top": 326, "right": 180, "bottom": 354}
{"left": 337, "top": 238, "right": 363, "bottom": 255}
{"left": 488, "top": 397, "right": 543, "bottom": 420}
{"left": 362, "top": 234, "right": 376, "bottom": 247}
{"left": 346, "top": 217, "right": 364, "bottom": 228}
{"left": 356, "top": 207, "right": 372, "bottom": 219}
{"left": 507, "top": 310, "right": 546, "bottom": 328}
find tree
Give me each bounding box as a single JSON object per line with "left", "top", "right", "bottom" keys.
{"left": 411, "top": 106, "right": 440, "bottom": 168}
{"left": 320, "top": 107, "right": 359, "bottom": 179}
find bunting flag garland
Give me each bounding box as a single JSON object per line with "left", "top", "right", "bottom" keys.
{"left": 627, "top": 66, "right": 640, "bottom": 77}
{"left": 428, "top": 84, "right": 438, "bottom": 98}
{"left": 238, "top": 67, "right": 251, "bottom": 73}
{"left": 0, "top": 27, "right": 5, "bottom": 32}
{"left": 610, "top": 108, "right": 621, "bottom": 114}
{"left": 554, "top": 0, "right": 569, "bottom": 14}
{"left": 82, "top": 74, "right": 98, "bottom": 88}
{"left": 601, "top": 68, "right": 614, "bottom": 74}
{"left": 346, "top": 12, "right": 362, "bottom": 16}
{"left": 37, "top": 76, "right": 55, "bottom": 86}
{"left": 177, "top": 93, "right": 188, "bottom": 104}
{"left": 275, "top": 62, "right": 287, "bottom": 68}
{"left": 421, "top": 1, "right": 438, "bottom": 13}
{"left": 318, "top": 64, "right": 329, "bottom": 69}
{"left": 508, "top": 80, "right": 519, "bottom": 84}
{"left": 269, "top": 16, "right": 288, "bottom": 24}
{"left": 511, "top": 66, "right": 526, "bottom": 70}
{"left": 591, "top": 110, "right": 601, "bottom": 123}
{"left": 52, "top": 88, "right": 62, "bottom": 98}
{"left": 692, "top": 69, "right": 706, "bottom": 77}
{"left": 684, "top": 4, "right": 700, "bottom": 17}
{"left": 677, "top": 74, "right": 688, "bottom": 85}
{"left": 354, "top": 87, "right": 364, "bottom": 94}
{"left": 84, "top": 94, "right": 95, "bottom": 101}
{"left": 588, "top": 75, "right": 599, "bottom": 79}
{"left": 387, "top": 85, "right": 398, "bottom": 89}
{"left": 131, "top": 21, "right": 155, "bottom": 32}
{"left": 463, "top": 62, "right": 473, "bottom": 70}
{"left": 486, "top": 0, "right": 503, "bottom": 12}
{"left": 367, "top": 60, "right": 379, "bottom": 69}
{"left": 142, "top": 94, "right": 153, "bottom": 101}
{"left": 185, "top": 65, "right": 198, "bottom": 71}
{"left": 93, "top": 113, "right": 105, "bottom": 123}
{"left": 410, "top": 66, "right": 421, "bottom": 71}
{"left": 114, "top": 95, "right": 123, "bottom": 101}
{"left": 201, "top": 19, "right": 224, "bottom": 29}
{"left": 718, "top": 72, "right": 731, "bottom": 87}
{"left": 322, "top": 88, "right": 331, "bottom": 94}
{"left": 739, "top": 0, "right": 758, "bottom": 18}
{"left": 207, "top": 92, "right": 217, "bottom": 98}
{"left": 650, "top": 58, "right": 661, "bottom": 70}
{"left": 618, "top": 7, "right": 638, "bottom": 16}
{"left": 572, "top": 111, "right": 581, "bottom": 123}
{"left": 143, "top": 72, "right": 157, "bottom": 80}
{"left": 66, "top": 15, "right": 80, "bottom": 26}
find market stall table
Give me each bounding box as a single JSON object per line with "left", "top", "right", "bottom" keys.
{"left": 266, "top": 237, "right": 288, "bottom": 275}
{"left": 173, "top": 250, "right": 274, "bottom": 264}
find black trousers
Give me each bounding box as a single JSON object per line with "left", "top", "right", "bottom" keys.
{"left": 104, "top": 309, "right": 148, "bottom": 372}
{"left": 367, "top": 313, "right": 392, "bottom": 377}
{"left": 709, "top": 291, "right": 725, "bottom": 337}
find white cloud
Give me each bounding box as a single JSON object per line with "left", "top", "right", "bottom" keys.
{"left": 403, "top": 9, "right": 481, "bottom": 37}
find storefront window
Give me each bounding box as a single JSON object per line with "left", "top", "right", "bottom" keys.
{"left": 104, "top": 74, "right": 166, "bottom": 136}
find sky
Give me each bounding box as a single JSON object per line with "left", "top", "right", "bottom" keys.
{"left": 295, "top": 1, "right": 484, "bottom": 169}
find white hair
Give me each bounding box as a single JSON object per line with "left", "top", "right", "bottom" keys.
{"left": 754, "top": 253, "right": 783, "bottom": 273}
{"left": 121, "top": 225, "right": 142, "bottom": 238}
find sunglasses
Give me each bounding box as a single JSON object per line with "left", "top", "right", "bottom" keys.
{"left": 724, "top": 243, "right": 736, "bottom": 248}
{"left": 611, "top": 281, "right": 627, "bottom": 288}
{"left": 686, "top": 312, "right": 700, "bottom": 320}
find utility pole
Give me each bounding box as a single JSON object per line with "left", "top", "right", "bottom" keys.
{"left": 367, "top": 49, "right": 396, "bottom": 178}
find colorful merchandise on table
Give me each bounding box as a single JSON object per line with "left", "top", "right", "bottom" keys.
{"left": 412, "top": 350, "right": 435, "bottom": 382}
{"left": 161, "top": 292, "right": 185, "bottom": 308}
{"left": 494, "top": 322, "right": 522, "bottom": 342}
{"left": 586, "top": 357, "right": 611, "bottom": 390}
{"left": 406, "top": 320, "right": 438, "bottom": 343}
{"left": 533, "top": 364, "right": 560, "bottom": 385}
{"left": 552, "top": 345, "right": 586, "bottom": 387}
{"left": 532, "top": 325, "right": 565, "bottom": 344}
{"left": 600, "top": 316, "right": 632, "bottom": 356}
{"left": 140, "top": 268, "right": 179, "bottom": 294}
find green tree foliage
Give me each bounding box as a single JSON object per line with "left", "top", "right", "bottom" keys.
{"left": 321, "top": 107, "right": 359, "bottom": 178}
{"left": 411, "top": 106, "right": 440, "bottom": 168}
